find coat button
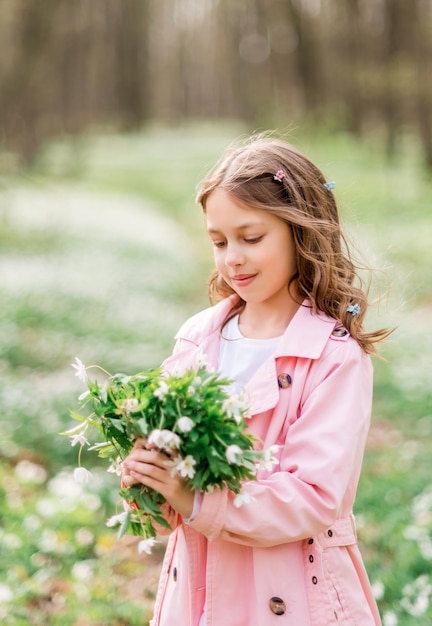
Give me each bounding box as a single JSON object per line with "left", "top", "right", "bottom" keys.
{"left": 327, "top": 529, "right": 333, "bottom": 537}
{"left": 308, "top": 538, "right": 314, "bottom": 545}
{"left": 277, "top": 373, "right": 292, "bottom": 388}
{"left": 309, "top": 555, "right": 314, "bottom": 563}
{"left": 312, "top": 576, "right": 318, "bottom": 585}
{"left": 332, "top": 326, "right": 348, "bottom": 337}
{"left": 269, "top": 597, "right": 286, "bottom": 615}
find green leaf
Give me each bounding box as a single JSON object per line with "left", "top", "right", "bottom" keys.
{"left": 67, "top": 410, "right": 88, "bottom": 423}
{"left": 118, "top": 510, "right": 131, "bottom": 539}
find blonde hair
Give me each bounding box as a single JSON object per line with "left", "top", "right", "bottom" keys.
{"left": 196, "top": 135, "right": 390, "bottom": 354}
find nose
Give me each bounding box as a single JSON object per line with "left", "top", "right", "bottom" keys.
{"left": 224, "top": 243, "right": 245, "bottom": 268}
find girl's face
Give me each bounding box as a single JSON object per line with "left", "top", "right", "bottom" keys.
{"left": 205, "top": 188, "right": 298, "bottom": 311}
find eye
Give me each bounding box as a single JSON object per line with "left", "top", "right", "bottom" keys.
{"left": 245, "top": 236, "right": 263, "bottom": 244}
{"left": 212, "top": 240, "right": 226, "bottom": 249}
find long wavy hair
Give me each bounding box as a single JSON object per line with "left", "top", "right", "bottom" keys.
{"left": 196, "top": 134, "right": 390, "bottom": 354}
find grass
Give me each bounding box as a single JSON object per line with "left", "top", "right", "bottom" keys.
{"left": 0, "top": 122, "right": 431, "bottom": 625}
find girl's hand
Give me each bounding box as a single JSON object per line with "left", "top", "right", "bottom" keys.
{"left": 122, "top": 438, "right": 194, "bottom": 519}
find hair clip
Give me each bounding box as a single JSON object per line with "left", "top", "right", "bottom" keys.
{"left": 347, "top": 303, "right": 360, "bottom": 316}
{"left": 324, "top": 181, "right": 336, "bottom": 191}
{"left": 273, "top": 170, "right": 285, "bottom": 182}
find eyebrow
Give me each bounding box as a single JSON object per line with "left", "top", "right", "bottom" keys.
{"left": 207, "top": 222, "right": 264, "bottom": 234}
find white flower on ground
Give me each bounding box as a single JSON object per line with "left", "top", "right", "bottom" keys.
{"left": 138, "top": 537, "right": 159, "bottom": 555}
{"left": 123, "top": 398, "right": 139, "bottom": 415}
{"left": 165, "top": 455, "right": 196, "bottom": 479}
{"left": 383, "top": 611, "right": 398, "bottom": 626}
{"left": 371, "top": 580, "right": 385, "bottom": 600}
{"left": 256, "top": 444, "right": 282, "bottom": 471}
{"left": 0, "top": 583, "right": 14, "bottom": 603}
{"left": 148, "top": 429, "right": 181, "bottom": 452}
{"left": 106, "top": 511, "right": 128, "bottom": 528}
{"left": 72, "top": 357, "right": 88, "bottom": 383}
{"left": 222, "top": 394, "right": 249, "bottom": 424}
{"left": 154, "top": 380, "right": 170, "bottom": 399}
{"left": 400, "top": 574, "right": 432, "bottom": 616}
{"left": 226, "top": 444, "right": 242, "bottom": 465}
{"left": 234, "top": 491, "right": 256, "bottom": 508}
{"left": 176, "top": 416, "right": 195, "bottom": 433}
{"left": 73, "top": 467, "right": 92, "bottom": 484}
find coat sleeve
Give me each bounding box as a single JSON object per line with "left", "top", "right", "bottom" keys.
{"left": 189, "top": 339, "right": 374, "bottom": 547}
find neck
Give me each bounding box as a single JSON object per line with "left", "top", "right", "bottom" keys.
{"left": 239, "top": 298, "right": 301, "bottom": 339}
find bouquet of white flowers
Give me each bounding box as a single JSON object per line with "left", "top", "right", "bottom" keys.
{"left": 64, "top": 357, "right": 276, "bottom": 550}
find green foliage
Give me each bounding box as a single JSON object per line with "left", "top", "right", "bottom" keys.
{"left": 66, "top": 363, "right": 266, "bottom": 541}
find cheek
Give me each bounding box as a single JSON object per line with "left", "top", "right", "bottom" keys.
{"left": 213, "top": 249, "right": 226, "bottom": 273}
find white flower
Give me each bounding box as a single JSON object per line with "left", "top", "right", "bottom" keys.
{"left": 176, "top": 416, "right": 195, "bottom": 433}
{"left": 177, "top": 455, "right": 197, "bottom": 479}
{"left": 123, "top": 398, "right": 139, "bottom": 414}
{"left": 196, "top": 350, "right": 210, "bottom": 368}
{"left": 166, "top": 455, "right": 196, "bottom": 479}
{"left": 107, "top": 459, "right": 123, "bottom": 476}
{"left": 14, "top": 460, "right": 47, "bottom": 484}
{"left": 73, "top": 467, "right": 92, "bottom": 484}
{"left": 256, "top": 444, "right": 281, "bottom": 471}
{"left": 154, "top": 380, "right": 170, "bottom": 399}
{"left": 0, "top": 583, "right": 14, "bottom": 603}
{"left": 148, "top": 429, "right": 181, "bottom": 452}
{"left": 72, "top": 357, "right": 88, "bottom": 383}
{"left": 383, "top": 610, "right": 398, "bottom": 626}
{"left": 70, "top": 432, "right": 90, "bottom": 447}
{"left": 226, "top": 444, "right": 242, "bottom": 464}
{"left": 78, "top": 390, "right": 90, "bottom": 402}
{"left": 222, "top": 394, "right": 249, "bottom": 424}
{"left": 372, "top": 580, "right": 385, "bottom": 600}
{"left": 138, "top": 537, "right": 159, "bottom": 554}
{"left": 106, "top": 511, "right": 128, "bottom": 528}
{"left": 234, "top": 491, "right": 256, "bottom": 508}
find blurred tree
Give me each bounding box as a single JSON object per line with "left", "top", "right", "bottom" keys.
{"left": 0, "top": 0, "right": 431, "bottom": 169}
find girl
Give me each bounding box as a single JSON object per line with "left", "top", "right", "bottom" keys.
{"left": 122, "top": 136, "right": 389, "bottom": 626}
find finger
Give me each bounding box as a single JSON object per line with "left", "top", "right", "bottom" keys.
{"left": 127, "top": 448, "right": 168, "bottom": 468}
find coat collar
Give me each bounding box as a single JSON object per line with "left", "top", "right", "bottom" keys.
{"left": 174, "top": 296, "right": 339, "bottom": 417}
{"left": 177, "top": 294, "right": 338, "bottom": 361}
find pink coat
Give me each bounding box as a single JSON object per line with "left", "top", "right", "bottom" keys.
{"left": 149, "top": 296, "right": 382, "bottom": 626}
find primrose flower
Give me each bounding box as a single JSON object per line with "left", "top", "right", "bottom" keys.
{"left": 166, "top": 455, "right": 197, "bottom": 479}
{"left": 176, "top": 416, "right": 195, "bottom": 433}
{"left": 123, "top": 398, "right": 139, "bottom": 414}
{"left": 154, "top": 380, "right": 169, "bottom": 399}
{"left": 106, "top": 511, "right": 128, "bottom": 528}
{"left": 195, "top": 350, "right": 210, "bottom": 368}
{"left": 222, "top": 394, "right": 249, "bottom": 424}
{"left": 107, "top": 459, "right": 123, "bottom": 476}
{"left": 176, "top": 455, "right": 197, "bottom": 479}
{"left": 74, "top": 467, "right": 92, "bottom": 484}
{"left": 148, "top": 429, "right": 181, "bottom": 452}
{"left": 234, "top": 491, "right": 256, "bottom": 508}
{"left": 226, "top": 444, "right": 242, "bottom": 465}
{"left": 70, "top": 432, "right": 89, "bottom": 448}
{"left": 138, "top": 537, "right": 159, "bottom": 555}
{"left": 257, "top": 444, "right": 282, "bottom": 471}
{"left": 72, "top": 357, "right": 88, "bottom": 383}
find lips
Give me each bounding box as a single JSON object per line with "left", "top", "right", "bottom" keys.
{"left": 231, "top": 273, "right": 257, "bottom": 287}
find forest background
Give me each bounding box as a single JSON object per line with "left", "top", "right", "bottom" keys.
{"left": 0, "top": 1, "right": 431, "bottom": 625}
